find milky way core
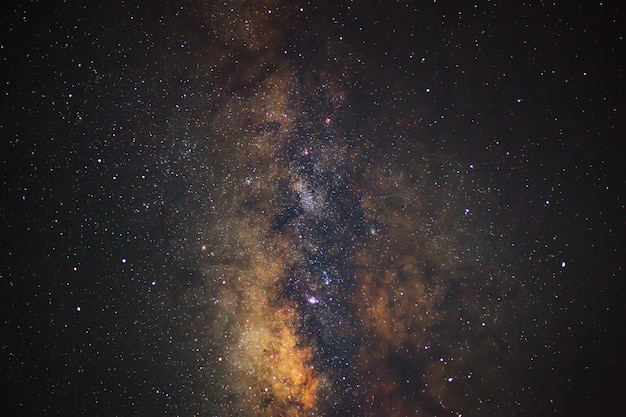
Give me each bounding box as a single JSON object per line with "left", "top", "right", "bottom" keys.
{"left": 170, "top": 3, "right": 524, "bottom": 415}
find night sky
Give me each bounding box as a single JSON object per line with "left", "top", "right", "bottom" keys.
{"left": 1, "top": 1, "right": 625, "bottom": 416}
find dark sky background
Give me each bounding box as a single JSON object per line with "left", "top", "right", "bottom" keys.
{"left": 1, "top": 1, "right": 624, "bottom": 416}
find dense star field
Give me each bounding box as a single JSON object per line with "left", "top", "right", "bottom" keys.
{"left": 1, "top": 1, "right": 625, "bottom": 416}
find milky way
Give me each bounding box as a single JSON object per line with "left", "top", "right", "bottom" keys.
{"left": 179, "top": 5, "right": 531, "bottom": 413}
{"left": 2, "top": 1, "right": 625, "bottom": 416}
